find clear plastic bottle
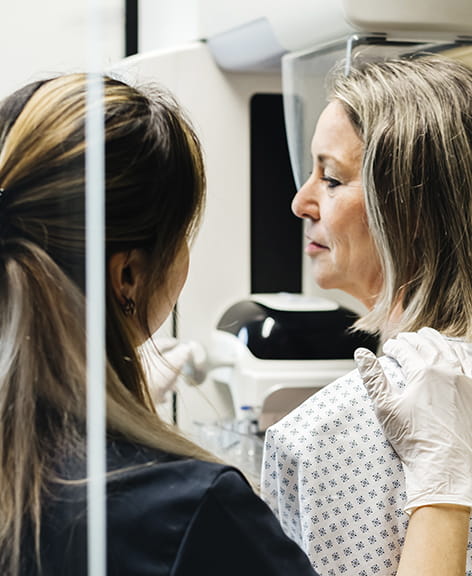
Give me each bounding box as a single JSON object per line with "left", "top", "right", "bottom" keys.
{"left": 236, "top": 405, "right": 259, "bottom": 468}
{"left": 238, "top": 405, "right": 259, "bottom": 436}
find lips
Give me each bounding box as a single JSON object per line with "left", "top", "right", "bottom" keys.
{"left": 305, "top": 237, "right": 329, "bottom": 255}
{"left": 306, "top": 235, "right": 329, "bottom": 249}
{"left": 310, "top": 240, "right": 329, "bottom": 249}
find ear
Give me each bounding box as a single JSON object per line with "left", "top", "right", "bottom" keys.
{"left": 108, "top": 250, "right": 146, "bottom": 307}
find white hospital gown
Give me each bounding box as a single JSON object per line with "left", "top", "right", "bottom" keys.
{"left": 261, "top": 355, "right": 472, "bottom": 576}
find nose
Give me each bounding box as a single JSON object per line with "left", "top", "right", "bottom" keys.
{"left": 291, "top": 177, "right": 319, "bottom": 221}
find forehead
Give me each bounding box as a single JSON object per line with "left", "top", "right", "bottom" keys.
{"left": 311, "top": 100, "right": 363, "bottom": 167}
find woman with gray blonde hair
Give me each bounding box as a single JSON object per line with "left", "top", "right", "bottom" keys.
{"left": 262, "top": 53, "right": 472, "bottom": 576}
{"left": 0, "top": 69, "right": 470, "bottom": 576}
{"left": 336, "top": 56, "right": 472, "bottom": 339}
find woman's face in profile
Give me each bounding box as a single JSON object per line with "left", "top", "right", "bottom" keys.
{"left": 291, "top": 100, "right": 382, "bottom": 308}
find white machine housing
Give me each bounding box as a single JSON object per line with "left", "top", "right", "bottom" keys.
{"left": 140, "top": 0, "right": 472, "bottom": 71}
{"left": 209, "top": 292, "right": 379, "bottom": 430}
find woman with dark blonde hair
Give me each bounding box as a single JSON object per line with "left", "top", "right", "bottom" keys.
{"left": 262, "top": 53, "right": 472, "bottom": 576}
{"left": 0, "top": 70, "right": 470, "bottom": 576}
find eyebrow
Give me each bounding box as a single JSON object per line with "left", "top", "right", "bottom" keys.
{"left": 316, "top": 153, "right": 343, "bottom": 170}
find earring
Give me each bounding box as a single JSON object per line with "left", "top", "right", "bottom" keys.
{"left": 121, "top": 297, "right": 136, "bottom": 316}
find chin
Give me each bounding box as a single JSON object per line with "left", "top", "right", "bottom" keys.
{"left": 312, "top": 272, "right": 338, "bottom": 291}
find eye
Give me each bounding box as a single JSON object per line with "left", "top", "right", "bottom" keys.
{"left": 320, "top": 176, "right": 341, "bottom": 189}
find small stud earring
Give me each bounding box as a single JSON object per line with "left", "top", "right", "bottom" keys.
{"left": 121, "top": 297, "right": 136, "bottom": 316}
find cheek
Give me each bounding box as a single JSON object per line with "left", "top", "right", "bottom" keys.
{"left": 329, "top": 203, "right": 364, "bottom": 245}
{"left": 334, "top": 200, "right": 375, "bottom": 260}
{"left": 175, "top": 246, "right": 189, "bottom": 296}
{"left": 147, "top": 248, "right": 190, "bottom": 334}
{"left": 350, "top": 221, "right": 381, "bottom": 278}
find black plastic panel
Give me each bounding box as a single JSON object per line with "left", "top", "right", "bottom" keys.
{"left": 216, "top": 300, "right": 378, "bottom": 360}
{"left": 250, "top": 93, "right": 301, "bottom": 293}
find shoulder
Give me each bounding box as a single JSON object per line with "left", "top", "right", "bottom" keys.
{"left": 59, "top": 441, "right": 247, "bottom": 530}
{"left": 106, "top": 453, "right": 249, "bottom": 530}
{"left": 42, "top": 442, "right": 248, "bottom": 575}
{"left": 42, "top": 443, "right": 317, "bottom": 576}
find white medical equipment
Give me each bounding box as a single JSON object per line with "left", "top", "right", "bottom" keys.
{"left": 209, "top": 292, "right": 378, "bottom": 430}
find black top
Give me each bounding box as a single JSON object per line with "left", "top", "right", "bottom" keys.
{"left": 23, "top": 440, "right": 318, "bottom": 576}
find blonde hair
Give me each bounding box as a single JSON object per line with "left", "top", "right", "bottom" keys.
{"left": 328, "top": 54, "right": 472, "bottom": 339}
{"left": 0, "top": 73, "right": 215, "bottom": 574}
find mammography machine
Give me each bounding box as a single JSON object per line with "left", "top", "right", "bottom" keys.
{"left": 115, "top": 1, "right": 472, "bottom": 462}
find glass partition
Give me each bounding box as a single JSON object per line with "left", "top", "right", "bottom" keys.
{"left": 0, "top": 3, "right": 124, "bottom": 575}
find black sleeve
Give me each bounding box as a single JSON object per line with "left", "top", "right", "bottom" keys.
{"left": 172, "top": 469, "right": 319, "bottom": 576}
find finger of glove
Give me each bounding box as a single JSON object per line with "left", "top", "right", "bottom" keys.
{"left": 355, "top": 348, "right": 394, "bottom": 406}
{"left": 181, "top": 341, "right": 208, "bottom": 384}
{"left": 442, "top": 339, "right": 472, "bottom": 377}
{"left": 382, "top": 337, "right": 424, "bottom": 384}
{"left": 162, "top": 343, "right": 193, "bottom": 370}
{"left": 417, "top": 327, "right": 464, "bottom": 369}
{"left": 395, "top": 329, "right": 460, "bottom": 370}
{"left": 187, "top": 340, "right": 208, "bottom": 369}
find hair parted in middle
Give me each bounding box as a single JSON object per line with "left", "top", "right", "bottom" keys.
{"left": 328, "top": 53, "right": 472, "bottom": 339}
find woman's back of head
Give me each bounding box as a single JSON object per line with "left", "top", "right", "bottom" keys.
{"left": 0, "top": 72, "right": 206, "bottom": 399}
{"left": 0, "top": 73, "right": 205, "bottom": 314}
{"left": 0, "top": 73, "right": 208, "bottom": 574}
{"left": 329, "top": 54, "right": 472, "bottom": 339}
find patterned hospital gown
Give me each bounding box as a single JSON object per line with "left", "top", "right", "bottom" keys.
{"left": 261, "top": 355, "right": 472, "bottom": 576}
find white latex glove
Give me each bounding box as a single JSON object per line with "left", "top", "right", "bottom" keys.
{"left": 354, "top": 327, "right": 472, "bottom": 514}
{"left": 140, "top": 337, "right": 207, "bottom": 404}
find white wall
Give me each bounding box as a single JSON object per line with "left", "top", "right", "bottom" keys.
{"left": 0, "top": 0, "right": 125, "bottom": 100}
{"left": 138, "top": 0, "right": 200, "bottom": 53}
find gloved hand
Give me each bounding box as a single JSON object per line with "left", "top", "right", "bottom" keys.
{"left": 140, "top": 337, "right": 207, "bottom": 404}
{"left": 354, "top": 327, "right": 472, "bottom": 514}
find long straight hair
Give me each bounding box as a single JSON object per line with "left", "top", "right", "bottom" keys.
{"left": 328, "top": 54, "right": 472, "bottom": 339}
{"left": 0, "top": 74, "right": 215, "bottom": 574}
